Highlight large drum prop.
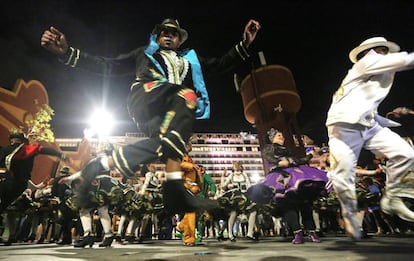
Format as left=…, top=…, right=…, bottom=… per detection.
left=240, top=65, right=305, bottom=171
left=240, top=65, right=301, bottom=124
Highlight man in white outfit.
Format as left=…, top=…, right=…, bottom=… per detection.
left=326, top=36, right=414, bottom=240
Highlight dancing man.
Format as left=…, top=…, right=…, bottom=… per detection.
left=326, top=37, right=414, bottom=240
left=40, top=18, right=260, bottom=214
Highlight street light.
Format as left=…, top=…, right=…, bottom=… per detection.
left=88, top=109, right=114, bottom=139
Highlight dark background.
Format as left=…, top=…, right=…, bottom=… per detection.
left=2, top=0, right=414, bottom=146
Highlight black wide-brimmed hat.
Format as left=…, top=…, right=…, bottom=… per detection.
left=9, top=132, right=27, bottom=141
left=60, top=166, right=70, bottom=174
left=153, top=18, right=188, bottom=44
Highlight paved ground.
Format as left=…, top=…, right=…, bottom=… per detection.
left=1, top=234, right=414, bottom=261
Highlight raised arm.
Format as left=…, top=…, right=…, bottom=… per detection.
left=40, top=26, right=69, bottom=56
left=242, top=19, right=261, bottom=47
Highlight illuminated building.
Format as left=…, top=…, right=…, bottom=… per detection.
left=55, top=132, right=326, bottom=188
left=56, top=132, right=264, bottom=186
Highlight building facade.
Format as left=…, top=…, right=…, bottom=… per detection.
left=55, top=132, right=326, bottom=188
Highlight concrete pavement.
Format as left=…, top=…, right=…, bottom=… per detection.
left=1, top=234, right=414, bottom=261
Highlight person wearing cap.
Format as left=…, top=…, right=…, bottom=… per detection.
left=325, top=36, right=414, bottom=240
left=40, top=18, right=260, bottom=215
left=0, top=132, right=70, bottom=245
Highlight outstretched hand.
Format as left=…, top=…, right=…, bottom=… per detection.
left=40, top=26, right=69, bottom=55
left=243, top=19, right=261, bottom=47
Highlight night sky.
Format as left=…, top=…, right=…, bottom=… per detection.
left=2, top=0, right=414, bottom=145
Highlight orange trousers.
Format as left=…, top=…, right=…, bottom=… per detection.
left=177, top=212, right=196, bottom=244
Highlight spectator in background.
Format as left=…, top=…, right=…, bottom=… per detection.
left=196, top=165, right=217, bottom=242
left=0, top=132, right=69, bottom=245
left=222, top=161, right=258, bottom=242
left=138, top=163, right=162, bottom=242
left=52, top=166, right=79, bottom=245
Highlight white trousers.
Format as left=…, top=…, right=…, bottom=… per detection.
left=327, top=122, right=414, bottom=204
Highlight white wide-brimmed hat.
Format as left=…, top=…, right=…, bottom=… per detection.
left=349, top=37, right=400, bottom=63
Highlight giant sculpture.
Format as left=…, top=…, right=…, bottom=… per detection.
left=0, top=79, right=92, bottom=182
left=240, top=65, right=305, bottom=174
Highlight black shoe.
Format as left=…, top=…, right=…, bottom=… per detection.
left=99, top=236, right=114, bottom=247
left=36, top=237, right=45, bottom=244
left=74, top=235, right=94, bottom=248
left=125, top=235, right=136, bottom=243
left=24, top=235, right=36, bottom=243
left=246, top=236, right=259, bottom=242
left=162, top=179, right=218, bottom=213
left=3, top=237, right=16, bottom=246
left=316, top=231, right=326, bottom=237
left=137, top=235, right=145, bottom=243
left=362, top=231, right=372, bottom=239
left=114, top=235, right=122, bottom=242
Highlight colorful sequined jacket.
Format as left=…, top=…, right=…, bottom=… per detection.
left=60, top=34, right=250, bottom=119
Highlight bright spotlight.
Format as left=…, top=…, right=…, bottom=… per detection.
left=89, top=109, right=114, bottom=138
left=83, top=128, right=95, bottom=140
left=250, top=172, right=262, bottom=184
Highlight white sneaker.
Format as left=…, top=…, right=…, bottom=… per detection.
left=342, top=212, right=362, bottom=240
left=336, top=191, right=361, bottom=240
left=380, top=194, right=414, bottom=222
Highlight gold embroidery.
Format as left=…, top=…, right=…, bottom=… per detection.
left=160, top=111, right=176, bottom=134
left=328, top=152, right=337, bottom=171
left=333, top=82, right=345, bottom=102
left=401, top=169, right=414, bottom=185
